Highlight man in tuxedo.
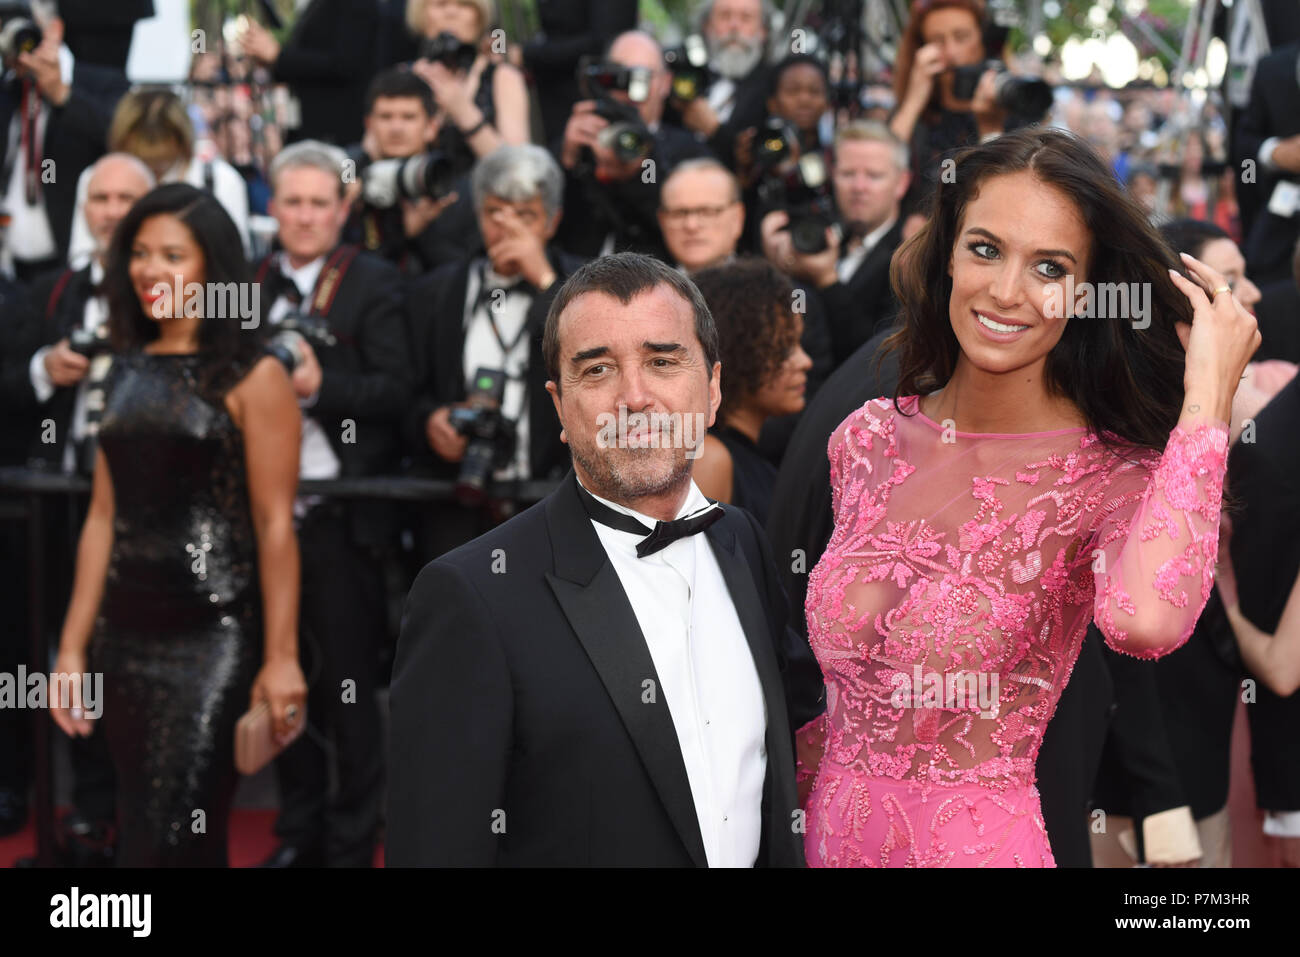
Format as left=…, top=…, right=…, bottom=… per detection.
left=58, top=0, right=153, bottom=71
left=0, top=4, right=127, bottom=280
left=255, top=140, right=412, bottom=867
left=761, top=121, right=907, bottom=368
left=554, top=30, right=713, bottom=260
left=238, top=0, right=377, bottom=147
left=1228, top=375, right=1300, bottom=867
left=388, top=252, right=821, bottom=865
left=1236, top=41, right=1300, bottom=286
left=403, top=143, right=584, bottom=560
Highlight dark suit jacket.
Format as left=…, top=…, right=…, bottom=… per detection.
left=0, top=63, right=127, bottom=261
left=387, top=470, right=815, bottom=865
left=0, top=274, right=41, bottom=465
left=524, top=0, right=640, bottom=142
left=273, top=0, right=377, bottom=146
left=1253, top=278, right=1300, bottom=363
left=1238, top=42, right=1300, bottom=285
left=817, top=219, right=904, bottom=367
left=253, top=246, right=413, bottom=547
left=402, top=247, right=586, bottom=481
left=1229, top=375, right=1300, bottom=809
left=3, top=266, right=93, bottom=469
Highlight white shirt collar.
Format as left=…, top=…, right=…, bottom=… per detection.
left=576, top=473, right=712, bottom=531
left=278, top=251, right=327, bottom=295
left=859, top=215, right=897, bottom=255
left=89, top=258, right=104, bottom=285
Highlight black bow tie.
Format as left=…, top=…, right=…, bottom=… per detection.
left=574, top=475, right=724, bottom=558
left=268, top=266, right=306, bottom=308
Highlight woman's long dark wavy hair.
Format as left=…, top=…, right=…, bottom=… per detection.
left=882, top=126, right=1191, bottom=459
left=105, top=183, right=262, bottom=402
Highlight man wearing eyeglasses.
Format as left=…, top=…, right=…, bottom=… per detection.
left=658, top=158, right=831, bottom=462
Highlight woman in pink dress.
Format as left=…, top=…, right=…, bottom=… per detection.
left=797, top=127, right=1260, bottom=867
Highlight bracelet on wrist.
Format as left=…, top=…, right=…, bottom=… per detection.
left=460, top=115, right=490, bottom=138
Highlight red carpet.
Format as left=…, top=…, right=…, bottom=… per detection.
left=1, top=808, right=385, bottom=868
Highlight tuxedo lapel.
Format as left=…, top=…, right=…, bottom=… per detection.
left=543, top=473, right=708, bottom=867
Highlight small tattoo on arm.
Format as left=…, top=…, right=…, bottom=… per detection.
left=1188, top=404, right=1200, bottom=413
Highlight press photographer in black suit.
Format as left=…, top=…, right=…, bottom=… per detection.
left=761, top=121, right=907, bottom=367
left=0, top=3, right=128, bottom=280
left=555, top=30, right=713, bottom=260
left=388, top=252, right=821, bottom=865
left=238, top=0, right=377, bottom=147
left=253, top=140, right=412, bottom=867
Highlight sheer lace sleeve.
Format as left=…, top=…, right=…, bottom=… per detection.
left=1090, top=420, right=1230, bottom=660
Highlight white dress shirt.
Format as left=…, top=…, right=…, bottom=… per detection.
left=267, top=253, right=342, bottom=493
left=836, top=215, right=898, bottom=285
left=461, top=259, right=532, bottom=480
left=3, top=44, right=74, bottom=264
left=28, top=259, right=106, bottom=472
left=577, top=475, right=768, bottom=867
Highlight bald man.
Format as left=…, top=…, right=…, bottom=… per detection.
left=24, top=152, right=155, bottom=472
left=555, top=29, right=714, bottom=260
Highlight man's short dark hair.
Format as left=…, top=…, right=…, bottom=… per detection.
left=767, top=53, right=829, bottom=99
left=365, top=67, right=436, bottom=117
left=543, top=253, right=720, bottom=392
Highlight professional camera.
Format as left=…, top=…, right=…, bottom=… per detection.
left=578, top=60, right=655, bottom=164
left=447, top=367, right=518, bottom=505
left=0, top=2, right=41, bottom=71
left=754, top=117, right=799, bottom=172
left=265, top=313, right=338, bottom=373
left=67, top=324, right=112, bottom=359
left=760, top=152, right=837, bottom=255
left=361, top=150, right=459, bottom=207
left=950, top=60, right=1053, bottom=119
left=664, top=34, right=712, bottom=102
left=419, top=30, right=477, bottom=72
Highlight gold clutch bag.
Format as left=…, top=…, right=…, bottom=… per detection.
left=235, top=701, right=306, bottom=775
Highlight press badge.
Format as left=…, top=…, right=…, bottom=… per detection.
left=1267, top=180, right=1300, bottom=217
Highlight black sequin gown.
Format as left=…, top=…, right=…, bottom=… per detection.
left=89, top=351, right=262, bottom=867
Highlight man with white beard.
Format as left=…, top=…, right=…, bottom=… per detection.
left=674, top=0, right=774, bottom=167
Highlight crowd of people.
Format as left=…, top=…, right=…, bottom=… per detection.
left=0, top=0, right=1296, bottom=869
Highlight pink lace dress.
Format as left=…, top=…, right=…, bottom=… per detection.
left=799, top=395, right=1230, bottom=867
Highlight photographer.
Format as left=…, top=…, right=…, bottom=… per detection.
left=344, top=66, right=477, bottom=275
left=254, top=140, right=412, bottom=868
left=555, top=30, right=712, bottom=259
left=406, top=0, right=530, bottom=160
left=403, top=144, right=583, bottom=561
left=238, top=0, right=377, bottom=146
left=0, top=0, right=128, bottom=281
left=888, top=0, right=1050, bottom=205
left=672, top=0, right=773, bottom=168
left=761, top=121, right=908, bottom=367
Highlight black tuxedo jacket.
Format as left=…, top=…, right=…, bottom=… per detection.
left=1238, top=42, right=1300, bottom=285
left=1229, top=375, right=1300, bottom=809
left=818, top=219, right=904, bottom=367
left=253, top=246, right=413, bottom=547
left=273, top=0, right=377, bottom=146
left=0, top=274, right=41, bottom=465
left=388, top=470, right=818, bottom=866
left=0, top=64, right=127, bottom=260
left=2, top=266, right=93, bottom=469
left=1253, top=278, right=1300, bottom=364
left=401, top=247, right=587, bottom=480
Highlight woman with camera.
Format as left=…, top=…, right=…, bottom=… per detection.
left=406, top=0, right=530, bottom=164
left=49, top=184, right=307, bottom=866
left=795, top=127, right=1259, bottom=867
left=691, top=258, right=812, bottom=526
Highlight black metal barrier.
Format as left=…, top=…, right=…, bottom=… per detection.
left=0, top=466, right=560, bottom=866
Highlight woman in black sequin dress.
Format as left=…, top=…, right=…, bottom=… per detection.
left=50, top=184, right=307, bottom=867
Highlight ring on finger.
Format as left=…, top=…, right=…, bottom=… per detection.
left=1211, top=285, right=1231, bottom=298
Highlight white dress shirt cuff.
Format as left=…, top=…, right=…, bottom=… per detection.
left=1259, top=137, right=1281, bottom=171
left=29, top=347, right=56, bottom=404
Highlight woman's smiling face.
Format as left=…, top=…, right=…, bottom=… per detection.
left=947, top=170, right=1092, bottom=379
